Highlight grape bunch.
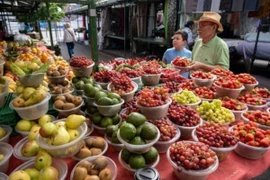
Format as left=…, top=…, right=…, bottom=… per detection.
left=179, top=80, right=195, bottom=91
left=70, top=56, right=93, bottom=67
left=162, top=82, right=181, bottom=93
left=110, top=73, right=134, bottom=95
left=195, top=122, right=238, bottom=147
left=196, top=100, right=235, bottom=124
left=137, top=87, right=169, bottom=107
left=193, top=87, right=215, bottom=99
left=171, top=90, right=200, bottom=105
left=169, top=141, right=217, bottom=170
left=167, top=104, right=200, bottom=127
left=94, top=70, right=117, bottom=83
left=118, top=68, right=143, bottom=78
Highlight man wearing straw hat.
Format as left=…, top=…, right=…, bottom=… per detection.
left=189, top=12, right=229, bottom=72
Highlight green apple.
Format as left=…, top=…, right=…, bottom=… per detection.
left=24, top=168, right=39, bottom=180
left=34, top=150, right=52, bottom=170
left=16, top=120, right=32, bottom=131
left=27, top=62, right=40, bottom=72
left=39, top=166, right=59, bottom=180
left=9, top=170, right=31, bottom=180
left=38, top=115, right=52, bottom=126
left=0, top=127, right=7, bottom=138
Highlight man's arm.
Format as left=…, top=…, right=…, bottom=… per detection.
left=189, top=62, right=227, bottom=72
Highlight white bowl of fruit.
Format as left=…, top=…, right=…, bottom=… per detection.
left=193, top=87, right=216, bottom=102
left=213, top=77, right=244, bottom=98
left=190, top=71, right=217, bottom=88
left=118, top=147, right=160, bottom=173
left=167, top=141, right=219, bottom=180
left=149, top=118, right=181, bottom=153
left=237, top=93, right=268, bottom=111
left=229, top=123, right=270, bottom=159
left=167, top=104, right=202, bottom=140
left=171, top=90, right=201, bottom=109
left=210, top=68, right=234, bottom=78
left=252, top=87, right=270, bottom=102
left=0, top=125, right=12, bottom=143
left=236, top=73, right=258, bottom=92
left=0, top=142, right=13, bottom=173
left=171, top=56, right=191, bottom=74
left=241, top=111, right=270, bottom=130
left=192, top=122, right=238, bottom=161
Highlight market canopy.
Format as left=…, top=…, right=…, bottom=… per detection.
left=0, top=1, right=41, bottom=14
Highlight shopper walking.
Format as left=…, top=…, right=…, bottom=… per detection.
left=63, top=23, right=76, bottom=59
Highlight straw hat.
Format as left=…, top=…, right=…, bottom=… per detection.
left=195, top=12, right=223, bottom=32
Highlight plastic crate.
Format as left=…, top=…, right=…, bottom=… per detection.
left=0, top=93, right=20, bottom=136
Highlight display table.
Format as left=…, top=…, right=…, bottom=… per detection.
left=6, top=130, right=270, bottom=180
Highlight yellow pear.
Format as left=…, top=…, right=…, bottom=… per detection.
left=66, top=115, right=86, bottom=129
left=23, top=87, right=36, bottom=100
left=49, top=126, right=70, bottom=145
left=67, top=129, right=80, bottom=142
left=9, top=170, right=31, bottom=180
left=25, top=89, right=47, bottom=106
left=34, top=150, right=52, bottom=170
left=28, top=124, right=41, bottom=141
left=39, top=166, right=59, bottom=180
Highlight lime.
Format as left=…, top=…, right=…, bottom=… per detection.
left=111, top=131, right=121, bottom=144
left=105, top=125, right=118, bottom=137
left=129, top=136, right=146, bottom=145
left=94, top=83, right=103, bottom=90
left=143, top=147, right=158, bottom=164
left=111, top=98, right=120, bottom=105
left=121, top=148, right=131, bottom=164
left=140, top=123, right=158, bottom=140
left=87, top=86, right=100, bottom=97
left=100, top=117, right=113, bottom=128
left=136, top=125, right=143, bottom=136
left=97, top=97, right=113, bottom=105
left=108, top=92, right=121, bottom=100
left=87, top=105, right=98, bottom=114
left=72, top=77, right=80, bottom=84
left=95, top=91, right=108, bottom=102
left=119, top=121, right=127, bottom=129
left=126, top=112, right=146, bottom=127
left=119, top=123, right=136, bottom=141
left=111, top=114, right=121, bottom=125
left=83, top=83, right=93, bottom=95
left=129, top=154, right=146, bottom=169
left=92, top=112, right=103, bottom=125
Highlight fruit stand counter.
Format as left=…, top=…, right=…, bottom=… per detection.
left=7, top=131, right=270, bottom=180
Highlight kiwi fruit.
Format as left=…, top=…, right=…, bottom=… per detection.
left=84, top=175, right=100, bottom=180
left=52, top=71, right=60, bottom=76
left=72, top=97, right=83, bottom=106
left=59, top=69, right=67, bottom=75
left=78, top=160, right=93, bottom=170
left=62, top=103, right=76, bottom=110
left=85, top=137, right=95, bottom=148
left=73, top=166, right=88, bottom=180
left=94, top=156, right=108, bottom=170
left=65, top=94, right=75, bottom=102
left=89, top=168, right=99, bottom=176
left=54, top=87, right=63, bottom=94
left=75, top=148, right=92, bottom=159
left=54, top=100, right=65, bottom=109
left=55, top=95, right=66, bottom=102
left=62, top=80, right=69, bottom=86
left=62, top=87, right=70, bottom=93
left=92, top=137, right=106, bottom=150
left=47, top=70, right=53, bottom=76
left=99, top=168, right=113, bottom=180
left=90, top=148, right=102, bottom=156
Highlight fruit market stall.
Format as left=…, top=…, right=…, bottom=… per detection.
left=1, top=51, right=270, bottom=180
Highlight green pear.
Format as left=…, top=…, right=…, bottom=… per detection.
left=39, top=122, right=57, bottom=138
left=9, top=170, right=31, bottom=180
left=16, top=85, right=25, bottom=95
left=16, top=120, right=32, bottom=131
left=49, top=126, right=70, bottom=145
left=21, top=140, right=39, bottom=157
left=54, top=121, right=67, bottom=129
left=66, top=114, right=86, bottom=129
left=34, top=150, right=52, bottom=170
left=25, top=89, right=47, bottom=106
left=38, top=115, right=53, bottom=126
left=28, top=124, right=41, bottom=141
left=23, top=87, right=36, bottom=100
left=24, top=168, right=39, bottom=180
left=38, top=166, right=59, bottom=180
left=67, top=129, right=80, bottom=142
left=27, top=62, right=40, bottom=72
left=0, top=127, right=6, bottom=138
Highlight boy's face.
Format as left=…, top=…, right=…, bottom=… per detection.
left=172, top=34, right=186, bottom=49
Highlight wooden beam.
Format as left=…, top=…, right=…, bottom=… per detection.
left=20, top=0, right=96, bottom=4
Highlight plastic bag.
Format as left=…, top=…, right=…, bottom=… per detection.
left=14, top=33, right=31, bottom=45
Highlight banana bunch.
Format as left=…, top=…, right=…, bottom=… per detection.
left=1, top=76, right=16, bottom=92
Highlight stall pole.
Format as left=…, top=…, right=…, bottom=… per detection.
left=88, top=1, right=98, bottom=72
left=46, top=2, right=54, bottom=50
left=124, top=2, right=127, bottom=57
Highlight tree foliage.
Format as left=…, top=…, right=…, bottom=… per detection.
left=16, top=3, right=66, bottom=23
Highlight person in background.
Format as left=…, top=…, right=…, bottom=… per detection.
left=182, top=21, right=195, bottom=50
left=189, top=12, right=229, bottom=72
left=24, top=22, right=30, bottom=32
left=162, top=30, right=191, bottom=78
left=63, top=23, right=76, bottom=59
left=97, top=27, right=104, bottom=50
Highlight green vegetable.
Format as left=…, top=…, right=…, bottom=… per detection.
left=9, top=61, right=26, bottom=76
left=33, top=62, right=50, bottom=74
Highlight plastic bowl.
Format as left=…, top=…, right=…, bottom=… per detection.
left=95, top=81, right=109, bottom=90
left=36, top=119, right=87, bottom=158
left=10, top=158, right=68, bottom=180
left=174, top=118, right=203, bottom=140
left=191, top=130, right=237, bottom=161
left=234, top=141, right=270, bottom=160
left=13, top=136, right=38, bottom=161
left=82, top=94, right=95, bottom=106
left=141, top=74, right=161, bottom=86
left=47, top=73, right=67, bottom=84
left=85, top=122, right=94, bottom=137
left=50, top=88, right=74, bottom=99
left=267, top=107, right=270, bottom=114
left=118, top=149, right=160, bottom=173
left=243, top=81, right=259, bottom=92
left=230, top=104, right=248, bottom=123
left=17, top=73, right=45, bottom=88
left=244, top=102, right=268, bottom=111
left=185, top=99, right=202, bottom=110
left=53, top=100, right=84, bottom=118
left=70, top=155, right=117, bottom=180
left=214, top=84, right=244, bottom=98
left=0, top=172, right=8, bottom=180
left=0, top=125, right=12, bottom=143
left=104, top=134, right=124, bottom=152
left=0, top=142, right=13, bottom=173
left=9, top=93, right=51, bottom=120
left=70, top=63, right=95, bottom=77
left=171, top=64, right=190, bottom=74
left=166, top=141, right=219, bottom=180
left=72, top=136, right=108, bottom=161
left=191, top=75, right=217, bottom=88
left=154, top=127, right=181, bottom=153
left=107, top=82, right=138, bottom=102
left=241, top=112, right=270, bottom=131
left=130, top=76, right=142, bottom=87
left=136, top=98, right=172, bottom=120
left=117, top=122, right=160, bottom=154
left=0, top=60, right=5, bottom=76
left=93, top=99, right=124, bottom=116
